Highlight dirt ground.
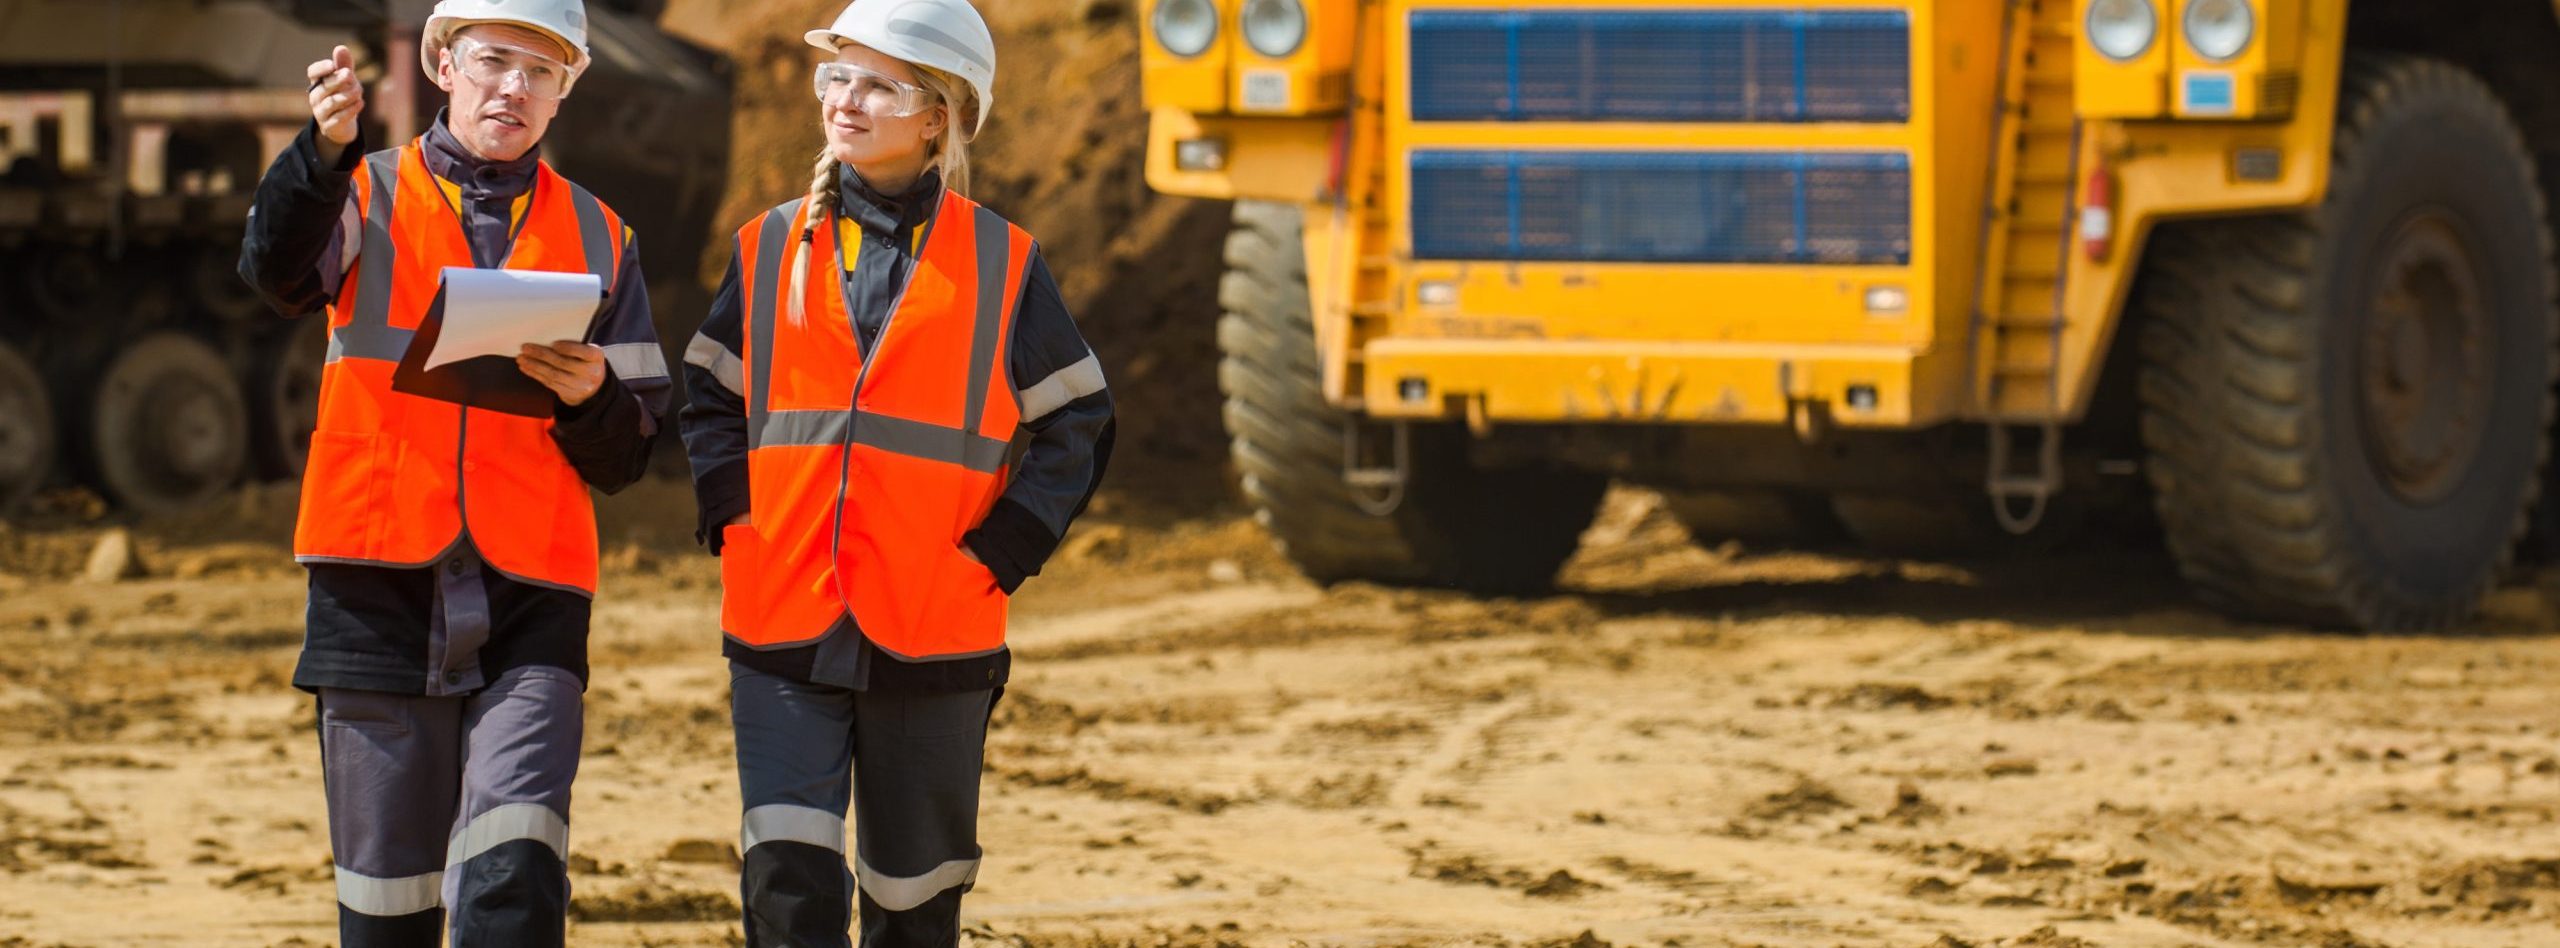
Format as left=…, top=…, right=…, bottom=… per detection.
left=7, top=481, right=2560, bottom=948
left=10, top=1, right=2560, bottom=945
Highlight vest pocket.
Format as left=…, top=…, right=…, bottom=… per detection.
left=717, top=523, right=764, bottom=636
left=954, top=542, right=998, bottom=595
left=905, top=538, right=1006, bottom=654
left=303, top=431, right=384, bottom=552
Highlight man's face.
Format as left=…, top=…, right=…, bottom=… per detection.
left=434, top=23, right=572, bottom=162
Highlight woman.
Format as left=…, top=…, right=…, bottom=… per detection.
left=676, top=1, right=1113, bottom=943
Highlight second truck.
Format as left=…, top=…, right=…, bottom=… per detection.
left=0, top=0, right=731, bottom=516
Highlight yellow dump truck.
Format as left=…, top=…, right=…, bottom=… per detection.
left=1137, top=0, right=2560, bottom=630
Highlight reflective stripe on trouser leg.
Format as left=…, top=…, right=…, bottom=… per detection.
left=852, top=687, right=994, bottom=947
left=731, top=662, right=858, bottom=948
left=443, top=665, right=582, bottom=948
left=319, top=687, right=464, bottom=948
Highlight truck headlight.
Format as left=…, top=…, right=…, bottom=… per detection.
left=1153, top=0, right=1218, bottom=58
left=2085, top=0, right=2158, bottom=62
left=1174, top=137, right=1228, bottom=171
left=2182, top=0, right=2254, bottom=62
left=1240, top=0, right=1307, bottom=58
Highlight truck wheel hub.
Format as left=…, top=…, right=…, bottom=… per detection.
left=2359, top=211, right=2491, bottom=504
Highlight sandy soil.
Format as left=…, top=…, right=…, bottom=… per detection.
left=7, top=484, right=2560, bottom=947
left=8, top=5, right=2560, bottom=945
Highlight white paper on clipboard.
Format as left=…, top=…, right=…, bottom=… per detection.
left=425, top=267, right=604, bottom=371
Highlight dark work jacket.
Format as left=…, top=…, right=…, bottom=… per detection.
left=238, top=113, right=669, bottom=694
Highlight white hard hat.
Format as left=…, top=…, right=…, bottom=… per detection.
left=420, top=0, right=593, bottom=92
left=806, top=0, right=998, bottom=137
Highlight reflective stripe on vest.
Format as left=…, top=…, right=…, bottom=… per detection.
left=719, top=189, right=1033, bottom=658
left=324, top=151, right=617, bottom=364
left=293, top=141, right=625, bottom=595
left=750, top=409, right=1009, bottom=472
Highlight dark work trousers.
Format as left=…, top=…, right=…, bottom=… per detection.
left=318, top=664, right=583, bottom=947
left=730, top=661, right=995, bottom=947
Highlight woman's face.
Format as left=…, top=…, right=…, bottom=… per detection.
left=820, top=44, right=947, bottom=170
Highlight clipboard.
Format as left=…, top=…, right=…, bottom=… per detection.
left=389, top=278, right=609, bottom=419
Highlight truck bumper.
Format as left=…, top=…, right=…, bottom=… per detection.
left=1358, top=339, right=1936, bottom=428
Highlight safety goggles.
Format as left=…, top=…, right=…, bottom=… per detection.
left=812, top=62, right=938, bottom=117
left=451, top=35, right=573, bottom=100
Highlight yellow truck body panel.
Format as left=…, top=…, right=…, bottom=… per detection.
left=1144, top=0, right=2359, bottom=428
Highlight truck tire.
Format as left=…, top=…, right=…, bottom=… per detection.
left=0, top=341, right=54, bottom=513
left=26, top=248, right=107, bottom=326
left=1664, top=488, right=1842, bottom=549
left=87, top=332, right=247, bottom=517
left=253, top=317, right=327, bottom=478
left=189, top=239, right=264, bottom=323
left=1220, top=201, right=1605, bottom=594
left=2136, top=55, right=2558, bottom=630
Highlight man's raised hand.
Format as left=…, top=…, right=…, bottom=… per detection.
left=306, top=45, right=363, bottom=164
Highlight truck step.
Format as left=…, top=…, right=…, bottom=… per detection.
left=1993, top=313, right=2067, bottom=330
left=1995, top=358, right=2057, bottom=377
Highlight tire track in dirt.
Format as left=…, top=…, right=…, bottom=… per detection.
left=11, top=487, right=2560, bottom=944
left=1385, top=695, right=1534, bottom=810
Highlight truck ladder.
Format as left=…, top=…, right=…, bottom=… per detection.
left=1969, top=0, right=2082, bottom=532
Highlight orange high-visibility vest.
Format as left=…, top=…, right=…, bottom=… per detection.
left=719, top=189, right=1033, bottom=660
left=293, top=141, right=626, bottom=595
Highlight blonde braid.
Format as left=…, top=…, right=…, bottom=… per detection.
left=786, top=147, right=840, bottom=327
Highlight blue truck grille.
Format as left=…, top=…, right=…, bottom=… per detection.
left=1409, top=9, right=1911, bottom=123
left=1410, top=150, right=1911, bottom=265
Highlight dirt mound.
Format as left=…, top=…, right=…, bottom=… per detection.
left=662, top=0, right=1234, bottom=513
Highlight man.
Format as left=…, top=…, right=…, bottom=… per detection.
left=236, top=1, right=666, bottom=944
